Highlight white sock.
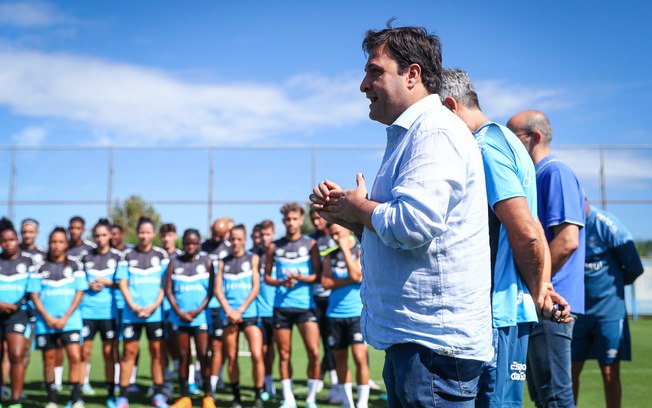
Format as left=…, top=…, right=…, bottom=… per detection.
left=306, top=379, right=319, bottom=403
left=130, top=366, right=137, bottom=384
left=188, top=363, right=196, bottom=385
left=281, top=378, right=295, bottom=404
left=84, top=363, right=92, bottom=385
left=357, top=384, right=370, bottom=408
left=54, top=366, right=64, bottom=386
left=342, top=383, right=354, bottom=407
left=114, top=363, right=120, bottom=385
left=329, top=369, right=339, bottom=385
left=210, top=375, right=218, bottom=392
left=264, top=374, right=276, bottom=394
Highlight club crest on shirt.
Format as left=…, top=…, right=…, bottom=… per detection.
left=219, top=250, right=228, bottom=259
left=224, top=265, right=231, bottom=273
left=275, top=248, right=285, bottom=257
left=32, top=253, right=44, bottom=264
left=174, top=267, right=184, bottom=274
left=63, top=267, right=73, bottom=278
left=298, top=247, right=309, bottom=257
left=150, top=257, right=160, bottom=267
left=196, top=264, right=206, bottom=274
left=85, top=262, right=95, bottom=269
left=129, top=260, right=139, bottom=267
left=107, top=259, right=117, bottom=269
left=16, top=263, right=27, bottom=274
left=241, top=261, right=251, bottom=271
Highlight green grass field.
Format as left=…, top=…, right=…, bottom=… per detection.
left=16, top=318, right=652, bottom=407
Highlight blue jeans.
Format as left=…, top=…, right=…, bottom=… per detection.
left=383, top=342, right=484, bottom=407
left=527, top=319, right=576, bottom=407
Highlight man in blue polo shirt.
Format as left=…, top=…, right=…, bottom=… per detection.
left=572, top=202, right=643, bottom=408
left=439, top=69, right=569, bottom=407
left=508, top=109, right=586, bottom=408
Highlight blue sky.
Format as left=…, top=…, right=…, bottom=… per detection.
left=0, top=0, right=651, bottom=245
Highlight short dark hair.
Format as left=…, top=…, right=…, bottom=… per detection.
left=136, top=216, right=155, bottom=232
left=160, top=223, right=177, bottom=235
left=110, top=224, right=124, bottom=232
left=439, top=68, right=481, bottom=110
left=260, top=219, right=275, bottom=230
left=69, top=216, right=85, bottom=226
left=363, top=22, right=442, bottom=94
left=230, top=224, right=246, bottom=236
left=280, top=202, right=304, bottom=216
left=93, top=218, right=111, bottom=233
left=0, top=217, right=16, bottom=236
left=182, top=228, right=200, bottom=241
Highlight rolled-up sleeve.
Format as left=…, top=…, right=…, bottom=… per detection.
left=371, top=128, right=467, bottom=250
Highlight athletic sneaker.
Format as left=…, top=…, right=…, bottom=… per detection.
left=63, top=401, right=85, bottom=408
left=55, top=384, right=63, bottom=393
left=188, top=383, right=201, bottom=395
left=81, top=383, right=96, bottom=396
left=260, top=391, right=270, bottom=402
left=230, top=401, right=242, bottom=408
left=106, top=396, right=116, bottom=408
left=114, top=396, right=129, bottom=408
left=201, top=396, right=216, bottom=408
left=305, top=401, right=318, bottom=408
left=44, top=403, right=59, bottom=408
left=279, top=401, right=297, bottom=408
left=368, top=379, right=381, bottom=390
left=152, top=393, right=169, bottom=408
left=170, top=397, right=191, bottom=408
left=326, top=387, right=342, bottom=404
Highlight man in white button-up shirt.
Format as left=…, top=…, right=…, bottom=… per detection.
left=310, top=24, right=493, bottom=407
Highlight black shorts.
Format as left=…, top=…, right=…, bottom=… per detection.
left=210, top=308, right=223, bottom=339
left=327, top=317, right=365, bottom=350
left=223, top=317, right=260, bottom=331
left=0, top=309, right=29, bottom=340
left=36, top=331, right=82, bottom=350
left=260, top=317, right=274, bottom=346
left=273, top=308, right=318, bottom=330
left=173, top=324, right=209, bottom=336
left=82, top=319, right=117, bottom=342
left=122, top=321, right=166, bottom=343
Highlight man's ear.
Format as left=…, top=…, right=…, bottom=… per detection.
left=443, top=96, right=458, bottom=113
left=530, top=130, right=543, bottom=146
left=406, top=63, right=422, bottom=89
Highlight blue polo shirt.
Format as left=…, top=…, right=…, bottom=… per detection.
left=535, top=155, right=585, bottom=314
left=475, top=122, right=538, bottom=327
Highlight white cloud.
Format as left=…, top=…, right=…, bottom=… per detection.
left=475, top=80, right=571, bottom=120
left=555, top=149, right=652, bottom=190
left=11, top=126, right=47, bottom=145
left=0, top=47, right=368, bottom=145
left=0, top=1, right=70, bottom=28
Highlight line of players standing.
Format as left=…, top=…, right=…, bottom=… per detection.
left=0, top=202, right=370, bottom=408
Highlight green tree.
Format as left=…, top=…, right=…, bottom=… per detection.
left=110, top=195, right=162, bottom=246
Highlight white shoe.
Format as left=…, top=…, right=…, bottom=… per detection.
left=81, top=382, right=96, bottom=396
left=315, top=379, right=324, bottom=393
left=45, top=403, right=59, bottom=408
left=368, top=379, right=381, bottom=390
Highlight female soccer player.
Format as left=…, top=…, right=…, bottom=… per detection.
left=0, top=218, right=34, bottom=408
left=165, top=229, right=215, bottom=408
left=215, top=225, right=266, bottom=408
left=79, top=219, right=123, bottom=405
left=27, top=227, right=88, bottom=408
left=115, top=217, right=170, bottom=408
left=321, top=223, right=369, bottom=408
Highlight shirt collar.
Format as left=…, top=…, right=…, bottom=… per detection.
left=391, top=94, right=442, bottom=130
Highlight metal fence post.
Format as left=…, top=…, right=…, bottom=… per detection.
left=599, top=145, right=607, bottom=210
left=7, top=147, right=16, bottom=221
left=107, top=147, right=114, bottom=218
left=208, top=147, right=214, bottom=227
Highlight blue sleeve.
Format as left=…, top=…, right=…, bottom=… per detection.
left=371, top=128, right=469, bottom=250
left=542, top=166, right=584, bottom=229
left=115, top=260, right=129, bottom=281
left=477, top=126, right=524, bottom=208
left=26, top=274, right=42, bottom=294
left=74, top=271, right=89, bottom=291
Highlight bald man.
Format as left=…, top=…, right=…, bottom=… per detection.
left=507, top=110, right=585, bottom=408
left=201, top=218, right=233, bottom=393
